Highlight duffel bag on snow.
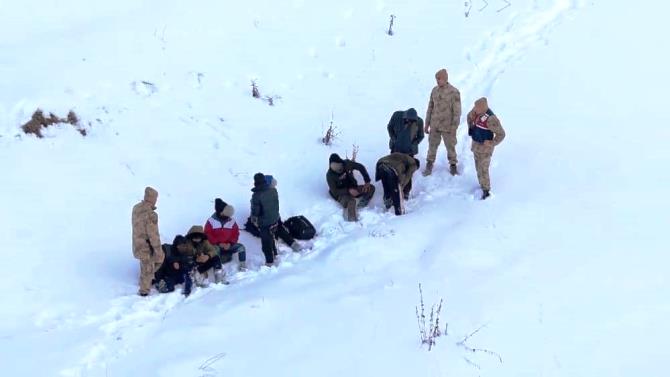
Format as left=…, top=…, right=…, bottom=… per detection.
left=283, top=215, right=316, bottom=240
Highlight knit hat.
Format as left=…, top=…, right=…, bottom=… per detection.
left=254, top=172, right=266, bottom=188
left=404, top=108, right=418, bottom=121
left=329, top=153, right=343, bottom=163
left=173, top=235, right=188, bottom=247
left=215, top=198, right=235, bottom=217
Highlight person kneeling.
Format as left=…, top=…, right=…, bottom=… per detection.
left=186, top=225, right=226, bottom=286
left=154, top=235, right=195, bottom=296
left=375, top=153, right=420, bottom=215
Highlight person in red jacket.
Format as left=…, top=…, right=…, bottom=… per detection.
left=205, top=198, right=247, bottom=271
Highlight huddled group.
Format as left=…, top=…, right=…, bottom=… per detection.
left=131, top=68, right=506, bottom=296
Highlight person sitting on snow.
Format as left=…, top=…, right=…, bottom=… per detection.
left=154, top=235, right=195, bottom=296
left=186, top=225, right=226, bottom=286
left=326, top=153, right=375, bottom=222
left=204, top=198, right=248, bottom=271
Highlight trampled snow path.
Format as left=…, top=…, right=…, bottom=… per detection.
left=56, top=2, right=584, bottom=375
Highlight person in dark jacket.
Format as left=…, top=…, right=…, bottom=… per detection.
left=154, top=235, right=195, bottom=296
left=388, top=108, right=425, bottom=155
left=375, top=153, right=420, bottom=216
left=326, top=153, right=375, bottom=222
left=251, top=172, right=281, bottom=267
left=387, top=108, right=424, bottom=199
left=244, top=175, right=303, bottom=252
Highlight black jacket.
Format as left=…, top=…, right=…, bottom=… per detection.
left=251, top=184, right=280, bottom=227
left=326, top=159, right=371, bottom=199
left=387, top=111, right=424, bottom=155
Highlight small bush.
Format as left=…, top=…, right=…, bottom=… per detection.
left=21, top=109, right=86, bottom=138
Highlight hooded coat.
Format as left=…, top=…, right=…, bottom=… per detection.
left=387, top=109, right=424, bottom=155
left=251, top=174, right=280, bottom=228
left=131, top=187, right=161, bottom=260
left=186, top=225, right=219, bottom=259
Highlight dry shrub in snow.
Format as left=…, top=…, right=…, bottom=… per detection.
left=21, top=109, right=86, bottom=138
left=416, top=283, right=445, bottom=351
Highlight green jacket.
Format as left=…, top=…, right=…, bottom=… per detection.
left=375, top=153, right=419, bottom=188
left=251, top=185, right=280, bottom=227
left=326, top=160, right=371, bottom=199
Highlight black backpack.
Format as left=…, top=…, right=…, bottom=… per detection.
left=283, top=215, right=316, bottom=240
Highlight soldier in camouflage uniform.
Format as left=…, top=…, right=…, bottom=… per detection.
left=467, top=97, right=506, bottom=199
left=131, top=186, right=165, bottom=296
left=424, top=68, right=462, bottom=176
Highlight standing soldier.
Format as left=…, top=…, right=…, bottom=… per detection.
left=375, top=153, right=420, bottom=215
left=131, top=186, right=165, bottom=296
left=251, top=173, right=281, bottom=267
left=467, top=97, right=506, bottom=200
left=424, top=68, right=462, bottom=176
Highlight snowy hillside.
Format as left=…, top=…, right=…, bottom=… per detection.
left=1, top=0, right=669, bottom=376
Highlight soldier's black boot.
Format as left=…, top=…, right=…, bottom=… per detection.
left=481, top=190, right=490, bottom=200
left=449, top=164, right=458, bottom=176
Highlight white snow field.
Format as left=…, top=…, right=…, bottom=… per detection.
left=1, top=0, right=668, bottom=376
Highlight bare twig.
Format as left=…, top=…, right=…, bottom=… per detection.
left=251, top=80, right=260, bottom=98
left=387, top=15, right=396, bottom=36
left=479, top=0, right=489, bottom=12
left=497, top=0, right=512, bottom=13
left=465, top=1, right=473, bottom=17
left=199, top=352, right=226, bottom=371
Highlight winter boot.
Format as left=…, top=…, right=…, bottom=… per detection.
left=344, top=200, right=358, bottom=222
left=156, top=279, right=169, bottom=293
left=449, top=164, right=458, bottom=176
left=194, top=271, right=208, bottom=287
left=422, top=161, right=434, bottom=176
left=383, top=197, right=393, bottom=209
left=265, top=262, right=274, bottom=268
left=290, top=241, right=302, bottom=252
left=238, top=261, right=248, bottom=272
left=357, top=196, right=371, bottom=208
left=214, top=269, right=227, bottom=284
left=481, top=190, right=491, bottom=200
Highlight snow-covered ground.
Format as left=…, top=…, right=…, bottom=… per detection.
left=1, top=0, right=668, bottom=376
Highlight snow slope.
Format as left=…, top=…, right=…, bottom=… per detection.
left=1, top=0, right=668, bottom=376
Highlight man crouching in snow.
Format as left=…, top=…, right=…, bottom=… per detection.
left=186, top=225, right=227, bottom=285
left=131, top=186, right=165, bottom=296
left=467, top=97, right=506, bottom=200
left=375, top=153, right=420, bottom=215
left=326, top=153, right=375, bottom=222
left=205, top=198, right=248, bottom=272
left=154, top=235, right=195, bottom=296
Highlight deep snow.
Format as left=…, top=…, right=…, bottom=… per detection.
left=1, top=0, right=669, bottom=376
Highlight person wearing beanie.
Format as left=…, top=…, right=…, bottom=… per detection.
left=327, top=153, right=375, bottom=222
left=387, top=108, right=425, bottom=156
left=424, top=68, right=462, bottom=176
left=204, top=198, right=248, bottom=271
left=375, top=153, right=420, bottom=215
left=131, top=186, right=165, bottom=296
left=466, top=97, right=506, bottom=200
left=243, top=175, right=302, bottom=252
left=154, top=235, right=196, bottom=296
left=250, top=172, right=281, bottom=266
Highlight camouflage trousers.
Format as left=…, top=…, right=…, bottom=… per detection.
left=473, top=151, right=493, bottom=191
left=138, top=249, right=165, bottom=295
left=427, top=129, right=458, bottom=165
